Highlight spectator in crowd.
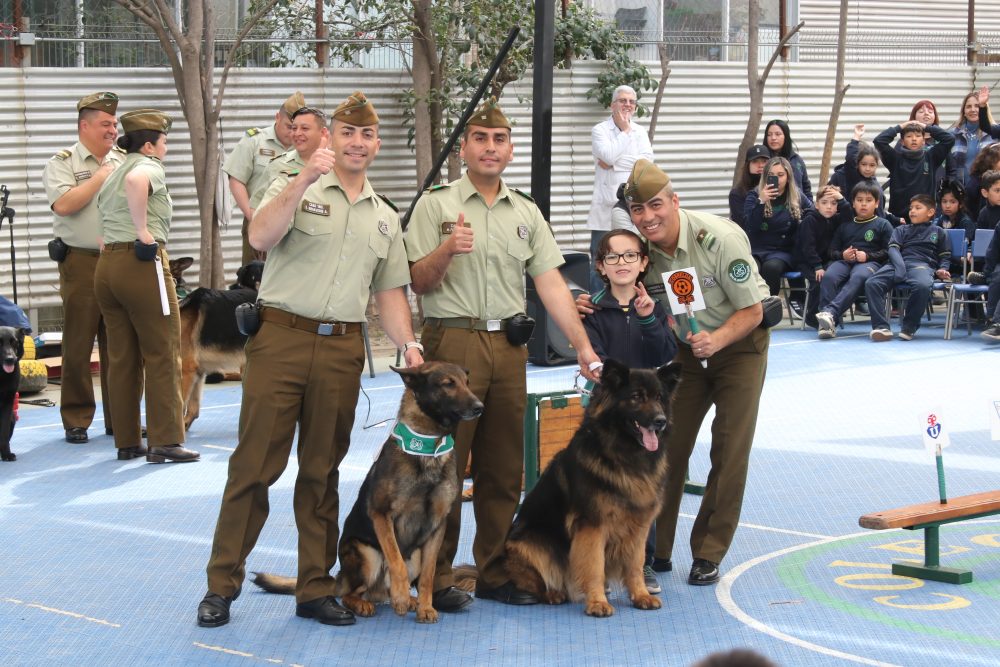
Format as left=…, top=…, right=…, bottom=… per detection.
left=764, top=119, right=812, bottom=201
left=874, top=120, right=954, bottom=223
left=965, top=143, right=1000, bottom=219
left=949, top=88, right=999, bottom=189
left=828, top=124, right=895, bottom=222
left=794, top=184, right=851, bottom=328
left=729, top=144, right=769, bottom=227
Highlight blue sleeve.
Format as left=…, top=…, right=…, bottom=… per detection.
left=729, top=188, right=746, bottom=227
left=936, top=228, right=952, bottom=271
left=795, top=155, right=813, bottom=202
left=640, top=301, right=677, bottom=367
left=743, top=190, right=763, bottom=233
left=874, top=126, right=900, bottom=172
left=583, top=313, right=608, bottom=362
left=927, top=125, right=956, bottom=163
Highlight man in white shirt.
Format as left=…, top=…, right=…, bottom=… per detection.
left=586, top=85, right=654, bottom=292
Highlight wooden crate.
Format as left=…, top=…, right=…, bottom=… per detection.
left=523, top=390, right=584, bottom=492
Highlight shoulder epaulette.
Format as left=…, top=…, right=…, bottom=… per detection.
left=112, top=145, right=126, bottom=154
left=54, top=149, right=72, bottom=160
left=283, top=170, right=300, bottom=177
left=269, top=154, right=285, bottom=163
left=246, top=127, right=260, bottom=137
left=695, top=229, right=717, bottom=251
left=512, top=188, right=534, bottom=202
left=425, top=183, right=451, bottom=194
left=377, top=193, right=398, bottom=212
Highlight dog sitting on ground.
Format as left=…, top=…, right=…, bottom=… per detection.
left=179, top=260, right=265, bottom=429
left=253, top=361, right=484, bottom=624
left=456, top=358, right=681, bottom=617
left=0, top=326, right=26, bottom=462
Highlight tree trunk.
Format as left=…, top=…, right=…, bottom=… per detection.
left=818, top=0, right=850, bottom=186
left=411, top=0, right=436, bottom=188
left=647, top=44, right=671, bottom=143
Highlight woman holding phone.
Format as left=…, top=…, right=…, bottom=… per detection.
left=742, top=156, right=813, bottom=299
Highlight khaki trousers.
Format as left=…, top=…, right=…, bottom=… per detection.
left=205, top=320, right=364, bottom=603
left=58, top=248, right=111, bottom=431
left=654, top=327, right=769, bottom=565
left=94, top=245, right=184, bottom=448
left=422, top=324, right=528, bottom=591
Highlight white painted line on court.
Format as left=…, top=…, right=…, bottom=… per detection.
left=678, top=513, right=832, bottom=540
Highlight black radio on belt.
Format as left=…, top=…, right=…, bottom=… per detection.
left=134, top=239, right=159, bottom=261
left=759, top=295, right=783, bottom=329
left=235, top=301, right=261, bottom=336
left=505, top=313, right=535, bottom=346
left=48, top=237, right=69, bottom=263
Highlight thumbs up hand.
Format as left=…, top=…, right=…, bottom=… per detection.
left=305, top=131, right=336, bottom=182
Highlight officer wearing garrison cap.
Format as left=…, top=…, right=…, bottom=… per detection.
left=223, top=91, right=305, bottom=264
left=94, top=108, right=199, bottom=466
left=407, top=97, right=601, bottom=610
left=581, top=159, right=769, bottom=587
left=42, top=92, right=125, bottom=446
left=199, top=91, right=422, bottom=629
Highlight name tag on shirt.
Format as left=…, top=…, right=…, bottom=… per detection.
left=302, top=200, right=330, bottom=216
left=259, top=149, right=275, bottom=157
left=441, top=221, right=468, bottom=235
left=74, top=170, right=92, bottom=181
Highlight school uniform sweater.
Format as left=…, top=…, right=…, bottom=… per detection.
left=874, top=124, right=955, bottom=220
left=583, top=288, right=677, bottom=370
left=829, top=215, right=893, bottom=263
left=887, top=222, right=951, bottom=271
left=794, top=200, right=851, bottom=271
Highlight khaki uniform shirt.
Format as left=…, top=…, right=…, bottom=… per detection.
left=42, top=143, right=125, bottom=249
left=265, top=149, right=305, bottom=186
left=406, top=173, right=564, bottom=319
left=97, top=153, right=172, bottom=244
left=644, top=208, right=768, bottom=336
left=222, top=125, right=288, bottom=209
left=256, top=170, right=409, bottom=321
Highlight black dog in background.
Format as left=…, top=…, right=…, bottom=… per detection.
left=0, top=326, right=26, bottom=462
left=179, top=261, right=265, bottom=429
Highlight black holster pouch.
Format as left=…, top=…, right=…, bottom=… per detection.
left=134, top=239, right=159, bottom=261
left=759, top=295, right=783, bottom=329
left=505, top=313, right=535, bottom=346
left=235, top=301, right=261, bottom=336
left=48, top=237, right=69, bottom=263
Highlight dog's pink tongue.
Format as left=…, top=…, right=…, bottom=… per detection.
left=639, top=425, right=658, bottom=452
left=2, top=360, right=14, bottom=374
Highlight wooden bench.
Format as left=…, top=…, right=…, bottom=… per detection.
left=859, top=490, right=1000, bottom=584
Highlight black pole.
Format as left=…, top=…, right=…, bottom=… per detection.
left=0, top=185, right=15, bottom=304
left=401, top=26, right=521, bottom=229
left=531, top=0, right=554, bottom=220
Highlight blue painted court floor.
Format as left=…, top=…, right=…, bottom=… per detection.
left=1, top=310, right=999, bottom=666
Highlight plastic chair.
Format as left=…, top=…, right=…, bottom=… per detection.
left=779, top=271, right=806, bottom=326
left=945, top=228, right=994, bottom=339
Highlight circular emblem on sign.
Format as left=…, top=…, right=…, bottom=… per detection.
left=517, top=225, right=528, bottom=240
left=728, top=259, right=751, bottom=284
left=864, top=229, right=875, bottom=242
left=667, top=271, right=696, bottom=304
left=378, top=220, right=389, bottom=235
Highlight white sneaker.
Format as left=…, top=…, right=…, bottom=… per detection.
left=816, top=311, right=836, bottom=339
left=898, top=330, right=915, bottom=341
left=870, top=328, right=893, bottom=342
left=643, top=565, right=662, bottom=595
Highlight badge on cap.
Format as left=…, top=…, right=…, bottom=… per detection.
left=378, top=220, right=389, bottom=235
left=517, top=225, right=528, bottom=240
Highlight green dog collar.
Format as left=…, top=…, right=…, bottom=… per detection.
left=391, top=422, right=454, bottom=457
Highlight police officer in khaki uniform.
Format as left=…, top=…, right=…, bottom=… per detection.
left=407, top=98, right=601, bottom=610
left=94, top=109, right=199, bottom=464
left=222, top=91, right=304, bottom=264
left=617, top=159, right=769, bottom=586
left=42, top=92, right=125, bottom=444
left=198, top=92, right=423, bottom=629
left=264, top=105, right=329, bottom=185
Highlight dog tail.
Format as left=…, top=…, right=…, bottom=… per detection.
left=250, top=572, right=296, bottom=595
left=453, top=563, right=479, bottom=592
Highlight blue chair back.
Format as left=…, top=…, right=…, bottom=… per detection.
left=972, top=228, right=994, bottom=259
left=946, top=228, right=966, bottom=259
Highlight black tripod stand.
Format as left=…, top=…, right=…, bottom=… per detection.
left=0, top=185, right=16, bottom=303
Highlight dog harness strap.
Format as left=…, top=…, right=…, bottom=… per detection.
left=391, top=422, right=454, bottom=457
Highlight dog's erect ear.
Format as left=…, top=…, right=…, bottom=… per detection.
left=392, top=364, right=425, bottom=390
left=656, top=361, right=682, bottom=396
left=599, top=358, right=629, bottom=392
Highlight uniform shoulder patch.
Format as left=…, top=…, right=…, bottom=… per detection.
left=55, top=149, right=72, bottom=160
left=283, top=170, right=300, bottom=178
left=512, top=188, right=534, bottom=202
left=246, top=127, right=260, bottom=137
left=112, top=145, right=126, bottom=154
left=695, top=229, right=717, bottom=251
left=425, top=183, right=451, bottom=193
left=377, top=193, right=398, bottom=212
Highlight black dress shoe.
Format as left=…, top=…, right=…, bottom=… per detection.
left=295, top=596, right=356, bottom=626
left=651, top=557, right=673, bottom=573
left=65, top=427, right=89, bottom=444
left=688, top=558, right=720, bottom=586
left=432, top=586, right=473, bottom=612
left=197, top=589, right=240, bottom=628
left=147, top=444, right=200, bottom=463
left=117, top=444, right=148, bottom=460
left=475, top=581, right=538, bottom=605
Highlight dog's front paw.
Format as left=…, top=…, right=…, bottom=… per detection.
left=342, top=595, right=376, bottom=618
left=1, top=452, right=15, bottom=462
left=416, top=606, right=439, bottom=624
left=390, top=595, right=410, bottom=617
left=541, top=590, right=566, bottom=605
left=632, top=594, right=661, bottom=610
left=584, top=600, right=615, bottom=617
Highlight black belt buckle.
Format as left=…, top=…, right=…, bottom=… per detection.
left=317, top=322, right=346, bottom=336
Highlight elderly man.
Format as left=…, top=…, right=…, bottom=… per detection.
left=586, top=85, right=654, bottom=292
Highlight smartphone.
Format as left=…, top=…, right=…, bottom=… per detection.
left=766, top=174, right=779, bottom=190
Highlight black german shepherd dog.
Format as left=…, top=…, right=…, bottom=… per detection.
left=0, top=326, right=26, bottom=462
left=479, top=359, right=682, bottom=617
left=253, top=361, right=484, bottom=623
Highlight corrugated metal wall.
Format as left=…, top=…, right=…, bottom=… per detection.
left=0, top=59, right=993, bottom=314
left=800, top=0, right=1000, bottom=32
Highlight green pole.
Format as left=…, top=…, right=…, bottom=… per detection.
left=936, top=443, right=947, bottom=504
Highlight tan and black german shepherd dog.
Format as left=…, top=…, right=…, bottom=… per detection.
left=253, top=361, right=483, bottom=623
left=460, top=358, right=681, bottom=617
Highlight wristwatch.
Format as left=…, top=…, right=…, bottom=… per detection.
left=402, top=341, right=424, bottom=354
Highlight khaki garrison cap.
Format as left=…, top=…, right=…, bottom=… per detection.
left=332, top=91, right=379, bottom=126
left=282, top=91, right=306, bottom=117
left=77, top=92, right=119, bottom=114
left=120, top=109, right=172, bottom=134
left=624, top=159, right=671, bottom=203
left=468, top=96, right=511, bottom=129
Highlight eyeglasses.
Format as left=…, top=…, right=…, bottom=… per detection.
left=615, top=98, right=637, bottom=107
left=601, top=251, right=641, bottom=265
